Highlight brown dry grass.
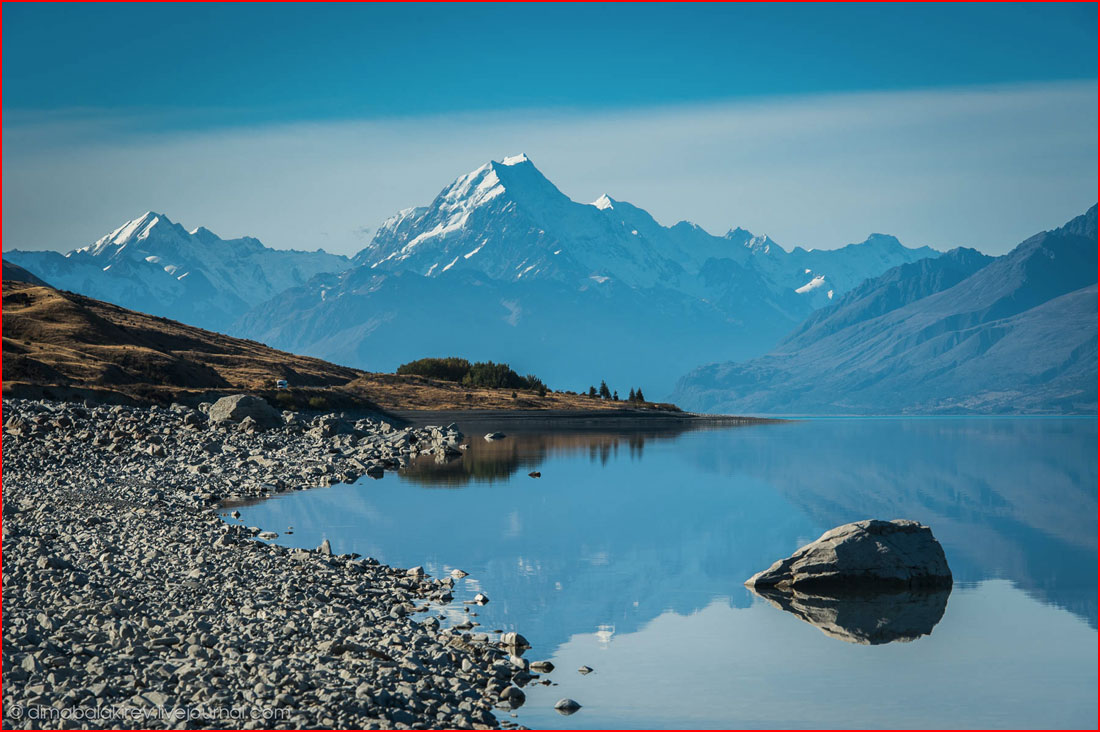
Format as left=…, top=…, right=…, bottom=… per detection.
left=1, top=281, right=678, bottom=413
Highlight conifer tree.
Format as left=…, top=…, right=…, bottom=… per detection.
left=636, top=387, right=645, bottom=402
left=599, top=380, right=611, bottom=399
left=628, top=387, right=636, bottom=401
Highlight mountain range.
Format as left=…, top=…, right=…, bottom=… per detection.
left=5, top=213, right=349, bottom=332
left=673, top=206, right=1098, bottom=414
left=6, top=155, right=1094, bottom=413
left=232, top=154, right=938, bottom=392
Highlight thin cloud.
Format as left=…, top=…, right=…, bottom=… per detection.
left=3, top=81, right=1095, bottom=256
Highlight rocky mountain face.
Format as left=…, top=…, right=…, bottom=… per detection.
left=5, top=212, right=350, bottom=332
left=673, top=206, right=1098, bottom=414
left=235, top=155, right=938, bottom=393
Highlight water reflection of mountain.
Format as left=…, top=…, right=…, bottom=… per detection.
left=678, top=418, right=1098, bottom=627
left=244, top=425, right=820, bottom=652
left=240, top=418, right=1096, bottom=661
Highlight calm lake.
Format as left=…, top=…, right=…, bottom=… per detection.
left=234, top=417, right=1097, bottom=729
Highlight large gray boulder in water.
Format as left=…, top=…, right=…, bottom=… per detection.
left=208, top=394, right=281, bottom=429
left=745, top=519, right=952, bottom=591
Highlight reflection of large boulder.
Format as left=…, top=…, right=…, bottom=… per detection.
left=746, top=519, right=952, bottom=591
left=750, top=585, right=951, bottom=644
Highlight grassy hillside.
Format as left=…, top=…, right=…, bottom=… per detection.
left=1, top=280, right=677, bottom=413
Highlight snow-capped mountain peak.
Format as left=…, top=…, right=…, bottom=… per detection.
left=724, top=227, right=782, bottom=256
left=352, top=154, right=938, bottom=294
left=7, top=213, right=350, bottom=332
left=593, top=194, right=615, bottom=210
left=744, top=233, right=780, bottom=255
left=354, top=155, right=579, bottom=274
left=500, top=152, right=531, bottom=166
left=83, top=211, right=181, bottom=257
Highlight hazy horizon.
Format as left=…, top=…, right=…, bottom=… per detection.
left=2, top=4, right=1096, bottom=257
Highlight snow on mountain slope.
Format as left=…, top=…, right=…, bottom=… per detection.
left=6, top=155, right=944, bottom=395
left=733, top=232, right=941, bottom=310
left=352, top=155, right=936, bottom=301
left=236, top=155, right=941, bottom=394
left=6, top=212, right=350, bottom=332
left=354, top=155, right=689, bottom=289
left=673, top=206, right=1098, bottom=414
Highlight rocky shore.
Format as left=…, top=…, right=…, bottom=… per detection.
left=1, top=396, right=546, bottom=730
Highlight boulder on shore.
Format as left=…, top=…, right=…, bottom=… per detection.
left=745, top=519, right=952, bottom=591
left=208, top=394, right=281, bottom=429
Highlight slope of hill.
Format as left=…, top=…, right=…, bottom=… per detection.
left=5, top=212, right=350, bottom=332
left=1, top=280, right=676, bottom=413
left=673, top=207, right=1098, bottom=415
left=2, top=258, right=50, bottom=287
left=235, top=155, right=939, bottom=393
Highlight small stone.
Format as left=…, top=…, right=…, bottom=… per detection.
left=499, top=686, right=526, bottom=708
left=577, top=665, right=593, bottom=675
left=318, top=539, right=332, bottom=555
left=554, top=698, right=582, bottom=715
left=500, top=632, right=529, bottom=649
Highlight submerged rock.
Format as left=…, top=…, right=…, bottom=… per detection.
left=745, top=519, right=952, bottom=591
left=554, top=698, right=582, bottom=715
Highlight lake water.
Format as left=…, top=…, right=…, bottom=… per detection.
left=234, top=418, right=1097, bottom=729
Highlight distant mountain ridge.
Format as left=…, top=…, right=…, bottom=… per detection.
left=2, top=258, right=51, bottom=287
left=352, top=154, right=938, bottom=307
left=5, top=155, right=944, bottom=394
left=673, top=206, right=1098, bottom=414
left=235, top=155, right=940, bottom=392
left=5, top=212, right=350, bottom=332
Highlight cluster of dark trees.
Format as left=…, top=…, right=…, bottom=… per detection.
left=585, top=380, right=645, bottom=402
left=397, top=357, right=548, bottom=394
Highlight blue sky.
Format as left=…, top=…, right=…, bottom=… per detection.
left=3, top=3, right=1097, bottom=255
